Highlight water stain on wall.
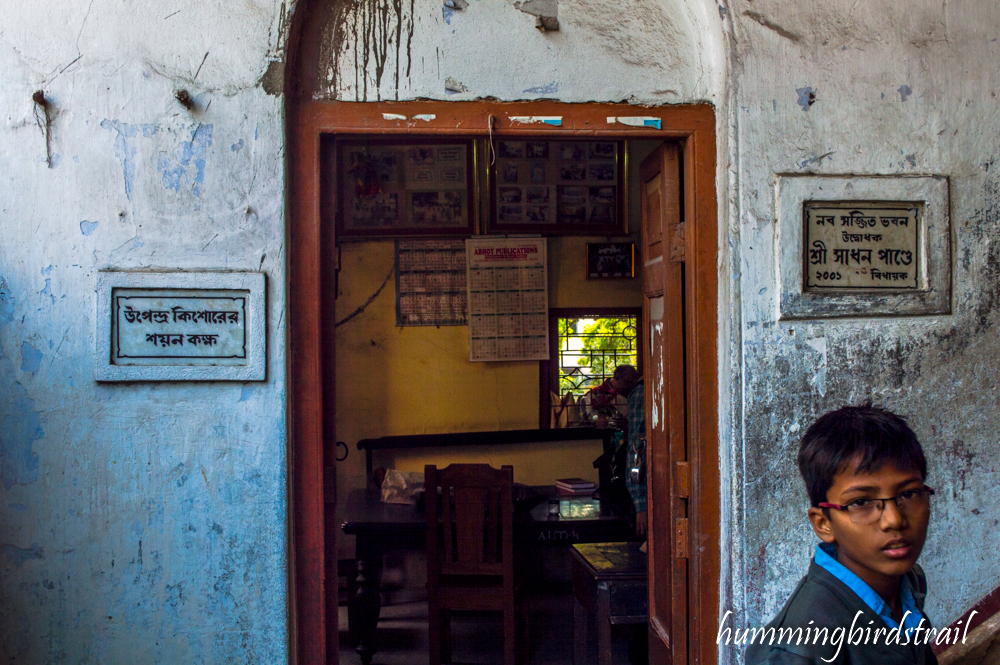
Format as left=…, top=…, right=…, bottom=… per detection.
left=20, top=342, right=42, bottom=374
left=0, top=543, right=44, bottom=567
left=329, top=0, right=416, bottom=101
left=0, top=278, right=15, bottom=326
left=100, top=121, right=160, bottom=203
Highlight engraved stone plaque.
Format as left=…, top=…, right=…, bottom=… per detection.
left=777, top=175, right=950, bottom=319
left=804, top=202, right=920, bottom=290
left=95, top=272, right=266, bottom=381
left=113, top=290, right=249, bottom=365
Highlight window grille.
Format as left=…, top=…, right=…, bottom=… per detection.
left=557, top=316, right=638, bottom=398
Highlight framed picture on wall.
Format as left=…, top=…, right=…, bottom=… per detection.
left=330, top=136, right=476, bottom=239
left=486, top=139, right=627, bottom=236
left=587, top=242, right=635, bottom=279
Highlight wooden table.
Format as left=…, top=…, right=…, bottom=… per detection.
left=341, top=487, right=634, bottom=665
left=571, top=542, right=648, bottom=665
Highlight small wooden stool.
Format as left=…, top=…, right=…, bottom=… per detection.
left=570, top=542, right=648, bottom=665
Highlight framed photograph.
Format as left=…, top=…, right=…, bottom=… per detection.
left=328, top=136, right=476, bottom=239
left=587, top=243, right=635, bottom=279
left=487, top=139, right=626, bottom=235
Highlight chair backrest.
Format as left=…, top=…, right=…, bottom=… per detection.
left=425, top=464, right=514, bottom=578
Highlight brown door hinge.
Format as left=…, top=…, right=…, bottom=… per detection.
left=674, top=517, right=689, bottom=559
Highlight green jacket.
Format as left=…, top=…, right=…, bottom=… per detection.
left=744, top=562, right=938, bottom=665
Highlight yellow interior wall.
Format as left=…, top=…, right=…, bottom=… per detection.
left=379, top=440, right=606, bottom=486
left=333, top=141, right=657, bottom=555
left=547, top=236, right=643, bottom=308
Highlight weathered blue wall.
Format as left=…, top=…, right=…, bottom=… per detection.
left=0, top=1, right=289, bottom=661
left=722, top=1, right=1000, bottom=655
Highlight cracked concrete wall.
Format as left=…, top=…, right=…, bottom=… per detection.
left=724, top=1, right=1000, bottom=659
left=0, top=1, right=289, bottom=662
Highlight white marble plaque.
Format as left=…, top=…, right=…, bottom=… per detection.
left=805, top=202, right=920, bottom=290
left=95, top=272, right=266, bottom=381
left=113, top=291, right=249, bottom=364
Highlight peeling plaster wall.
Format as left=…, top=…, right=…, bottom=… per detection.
left=313, top=0, right=725, bottom=104
left=0, top=2, right=289, bottom=662
left=724, top=0, right=1000, bottom=656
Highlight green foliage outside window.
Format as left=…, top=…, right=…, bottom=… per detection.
left=557, top=317, right=637, bottom=397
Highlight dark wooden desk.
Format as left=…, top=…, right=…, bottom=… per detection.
left=341, top=487, right=634, bottom=665
left=571, top=542, right=648, bottom=665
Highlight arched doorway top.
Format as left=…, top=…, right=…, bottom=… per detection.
left=288, top=0, right=726, bottom=105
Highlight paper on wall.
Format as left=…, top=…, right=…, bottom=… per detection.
left=466, top=237, right=549, bottom=362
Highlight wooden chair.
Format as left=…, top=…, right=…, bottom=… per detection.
left=424, top=463, right=525, bottom=665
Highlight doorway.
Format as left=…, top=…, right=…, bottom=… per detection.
left=288, top=101, right=719, bottom=665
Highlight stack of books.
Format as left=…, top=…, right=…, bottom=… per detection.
left=555, top=477, right=597, bottom=497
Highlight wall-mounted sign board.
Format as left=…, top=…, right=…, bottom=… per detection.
left=95, top=272, right=266, bottom=381
left=804, top=202, right=920, bottom=290
left=777, top=175, right=950, bottom=319
left=466, top=237, right=549, bottom=362
left=395, top=239, right=468, bottom=326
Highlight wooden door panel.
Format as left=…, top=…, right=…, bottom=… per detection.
left=641, top=172, right=664, bottom=294
left=645, top=294, right=673, bottom=661
left=664, top=259, right=688, bottom=663
left=641, top=144, right=686, bottom=664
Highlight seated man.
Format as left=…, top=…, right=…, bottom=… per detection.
left=579, top=376, right=628, bottom=428
left=744, top=404, right=937, bottom=664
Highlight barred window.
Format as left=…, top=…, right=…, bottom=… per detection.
left=557, top=317, right=638, bottom=398
left=542, top=308, right=642, bottom=428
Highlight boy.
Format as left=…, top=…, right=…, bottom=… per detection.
left=745, top=404, right=937, bottom=664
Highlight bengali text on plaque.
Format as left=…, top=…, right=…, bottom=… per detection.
left=112, top=289, right=249, bottom=366
left=804, top=202, right=920, bottom=290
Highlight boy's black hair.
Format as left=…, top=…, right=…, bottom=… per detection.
left=798, top=403, right=927, bottom=507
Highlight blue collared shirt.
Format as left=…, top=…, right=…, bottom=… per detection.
left=814, top=542, right=925, bottom=638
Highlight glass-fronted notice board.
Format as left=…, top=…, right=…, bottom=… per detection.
left=334, top=137, right=475, bottom=238
left=487, top=139, right=626, bottom=236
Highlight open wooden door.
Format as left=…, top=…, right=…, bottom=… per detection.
left=288, top=99, right=717, bottom=664
left=641, top=144, right=686, bottom=664
left=640, top=134, right=720, bottom=665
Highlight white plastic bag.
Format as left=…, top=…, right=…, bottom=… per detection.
left=380, top=469, right=425, bottom=505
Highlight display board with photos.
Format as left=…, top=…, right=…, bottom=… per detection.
left=488, top=139, right=625, bottom=235
left=334, top=137, right=475, bottom=238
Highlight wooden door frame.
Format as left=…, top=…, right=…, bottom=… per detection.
left=287, top=100, right=718, bottom=665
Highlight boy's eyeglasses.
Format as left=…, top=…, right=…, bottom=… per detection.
left=819, top=487, right=935, bottom=524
